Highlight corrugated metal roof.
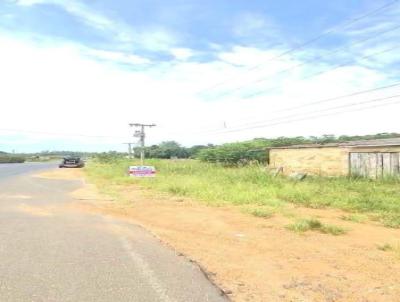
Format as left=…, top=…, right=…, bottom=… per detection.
left=339, top=138, right=400, bottom=147
left=268, top=137, right=400, bottom=149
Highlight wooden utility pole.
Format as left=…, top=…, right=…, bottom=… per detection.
left=129, top=123, right=156, bottom=165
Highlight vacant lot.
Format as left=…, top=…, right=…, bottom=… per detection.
left=70, top=159, right=400, bottom=301
left=86, top=159, right=400, bottom=228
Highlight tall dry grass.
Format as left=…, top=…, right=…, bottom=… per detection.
left=85, top=159, right=400, bottom=228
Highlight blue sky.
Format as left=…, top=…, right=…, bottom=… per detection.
left=0, top=0, right=380, bottom=60
left=1, top=0, right=400, bottom=152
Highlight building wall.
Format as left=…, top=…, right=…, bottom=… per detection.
left=348, top=146, right=400, bottom=178
left=269, top=146, right=400, bottom=176
left=269, top=147, right=349, bottom=176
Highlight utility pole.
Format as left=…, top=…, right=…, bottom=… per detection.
left=123, top=143, right=135, bottom=159
left=129, top=123, right=156, bottom=165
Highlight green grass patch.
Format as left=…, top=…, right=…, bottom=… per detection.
left=286, top=218, right=322, bottom=232
left=340, top=214, right=368, bottom=223
left=381, top=214, right=400, bottom=228
left=320, top=224, right=347, bottom=235
left=243, top=206, right=275, bottom=218
left=85, top=159, right=400, bottom=228
left=286, top=218, right=347, bottom=235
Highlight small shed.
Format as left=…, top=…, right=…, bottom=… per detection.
left=268, top=138, right=400, bottom=178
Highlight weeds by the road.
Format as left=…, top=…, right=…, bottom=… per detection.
left=377, top=242, right=400, bottom=259
left=85, top=159, right=400, bottom=228
left=243, top=206, right=275, bottom=219
left=377, top=243, right=394, bottom=251
left=286, top=218, right=347, bottom=235
left=286, top=218, right=323, bottom=232
left=340, top=214, right=368, bottom=223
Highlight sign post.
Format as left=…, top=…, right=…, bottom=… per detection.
left=128, top=166, right=156, bottom=177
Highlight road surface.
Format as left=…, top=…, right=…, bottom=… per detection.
left=0, top=163, right=227, bottom=302
left=0, top=162, right=57, bottom=180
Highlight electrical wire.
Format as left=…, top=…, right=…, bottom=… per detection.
left=240, top=43, right=400, bottom=100
left=205, top=94, right=400, bottom=135
left=213, top=23, right=400, bottom=99
left=241, top=81, right=400, bottom=120
left=197, top=0, right=399, bottom=95
left=168, top=81, right=400, bottom=136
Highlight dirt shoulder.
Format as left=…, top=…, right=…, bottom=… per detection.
left=36, top=169, right=400, bottom=302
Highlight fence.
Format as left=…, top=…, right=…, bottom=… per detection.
left=350, top=152, right=400, bottom=178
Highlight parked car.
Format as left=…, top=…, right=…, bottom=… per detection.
left=59, top=156, right=85, bottom=168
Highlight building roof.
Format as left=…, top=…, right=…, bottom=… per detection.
left=268, top=137, right=400, bottom=149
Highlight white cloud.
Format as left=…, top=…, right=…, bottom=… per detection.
left=136, top=28, right=178, bottom=52
left=15, top=0, right=115, bottom=31
left=1, top=25, right=400, bottom=152
left=83, top=48, right=151, bottom=65
left=12, top=0, right=46, bottom=5
left=218, top=46, right=284, bottom=66
left=12, top=0, right=179, bottom=52
left=170, top=48, right=194, bottom=61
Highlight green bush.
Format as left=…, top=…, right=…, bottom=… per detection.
left=0, top=156, right=25, bottom=163
left=93, top=152, right=126, bottom=163
left=197, top=142, right=268, bottom=165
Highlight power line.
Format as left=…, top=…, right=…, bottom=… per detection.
left=170, top=81, right=400, bottom=136
left=233, top=94, right=400, bottom=131
left=247, top=82, right=400, bottom=117
left=238, top=43, right=400, bottom=101
left=168, top=41, right=400, bottom=137
left=186, top=18, right=400, bottom=134
left=224, top=81, right=400, bottom=129
left=215, top=98, right=400, bottom=135
left=197, top=0, right=399, bottom=95
left=213, top=23, right=400, bottom=99
left=206, top=94, right=400, bottom=135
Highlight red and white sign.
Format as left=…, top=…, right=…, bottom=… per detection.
left=128, top=166, right=156, bottom=177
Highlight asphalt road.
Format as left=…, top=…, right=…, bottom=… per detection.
left=0, top=163, right=227, bottom=302
left=0, top=162, right=58, bottom=179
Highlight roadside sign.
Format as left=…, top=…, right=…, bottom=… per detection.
left=128, top=166, right=156, bottom=177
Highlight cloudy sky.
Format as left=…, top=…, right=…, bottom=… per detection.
left=1, top=0, right=400, bottom=152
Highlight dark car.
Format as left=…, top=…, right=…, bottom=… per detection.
left=59, top=156, right=85, bottom=168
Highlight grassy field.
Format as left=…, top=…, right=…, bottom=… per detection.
left=85, top=158, right=400, bottom=228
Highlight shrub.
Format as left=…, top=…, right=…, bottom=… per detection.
left=245, top=207, right=274, bottom=218
left=340, top=214, right=368, bottom=223
left=0, top=156, right=25, bottom=163
left=93, top=152, right=126, bottom=163
left=286, top=218, right=347, bottom=235
left=197, top=142, right=268, bottom=165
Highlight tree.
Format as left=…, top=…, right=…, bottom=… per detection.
left=187, top=145, right=209, bottom=158
left=143, top=141, right=189, bottom=159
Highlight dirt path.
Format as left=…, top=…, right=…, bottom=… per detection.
left=37, top=169, right=400, bottom=302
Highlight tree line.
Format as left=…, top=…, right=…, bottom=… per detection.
left=133, top=132, right=400, bottom=165
left=0, top=151, right=26, bottom=163
left=4, top=132, right=399, bottom=165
